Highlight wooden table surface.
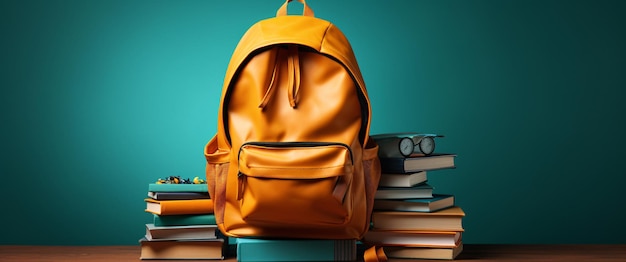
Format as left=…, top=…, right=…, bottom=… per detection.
left=1, top=244, right=625, bottom=261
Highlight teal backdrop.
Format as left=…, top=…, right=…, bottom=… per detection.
left=2, top=0, right=625, bottom=245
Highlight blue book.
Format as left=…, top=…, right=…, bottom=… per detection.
left=148, top=191, right=210, bottom=200
left=153, top=214, right=217, bottom=227
left=374, top=183, right=434, bottom=199
left=236, top=238, right=356, bottom=262
left=148, top=183, right=208, bottom=193
left=379, top=153, right=456, bottom=173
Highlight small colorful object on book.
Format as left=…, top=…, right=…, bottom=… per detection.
left=155, top=176, right=206, bottom=184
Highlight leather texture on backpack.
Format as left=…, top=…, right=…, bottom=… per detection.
left=204, top=0, right=381, bottom=240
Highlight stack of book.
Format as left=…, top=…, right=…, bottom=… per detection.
left=139, top=180, right=225, bottom=260
left=363, top=153, right=465, bottom=260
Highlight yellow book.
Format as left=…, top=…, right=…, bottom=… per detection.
left=139, top=237, right=224, bottom=260
left=144, top=198, right=214, bottom=215
left=363, top=230, right=462, bottom=248
left=384, top=244, right=463, bottom=260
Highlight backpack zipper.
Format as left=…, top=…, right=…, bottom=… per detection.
left=239, top=141, right=354, bottom=163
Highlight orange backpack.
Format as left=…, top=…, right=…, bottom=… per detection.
left=204, top=0, right=381, bottom=241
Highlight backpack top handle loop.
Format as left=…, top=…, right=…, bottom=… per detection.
left=276, top=0, right=315, bottom=17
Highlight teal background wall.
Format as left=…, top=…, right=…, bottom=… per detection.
left=1, top=0, right=625, bottom=245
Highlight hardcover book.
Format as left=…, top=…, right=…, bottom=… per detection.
left=147, top=191, right=210, bottom=200
left=383, top=244, right=464, bottom=260
left=152, top=214, right=217, bottom=227
left=147, top=183, right=208, bottom=193
left=363, top=230, right=462, bottom=248
left=371, top=206, right=465, bottom=231
left=144, top=198, right=214, bottom=215
left=378, top=171, right=427, bottom=187
left=139, top=237, right=224, bottom=260
left=373, top=194, right=454, bottom=212
left=374, top=183, right=433, bottom=199
left=236, top=238, right=356, bottom=262
left=379, top=153, right=456, bottom=173
left=145, top=223, right=218, bottom=241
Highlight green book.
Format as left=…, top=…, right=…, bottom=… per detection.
left=373, top=194, right=455, bottom=212
left=153, top=214, right=217, bottom=227
left=236, top=238, right=356, bottom=262
left=147, top=183, right=208, bottom=193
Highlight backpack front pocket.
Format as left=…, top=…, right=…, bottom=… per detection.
left=237, top=142, right=354, bottom=226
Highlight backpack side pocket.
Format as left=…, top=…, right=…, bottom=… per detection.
left=204, top=135, right=230, bottom=225
left=362, top=137, right=382, bottom=232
